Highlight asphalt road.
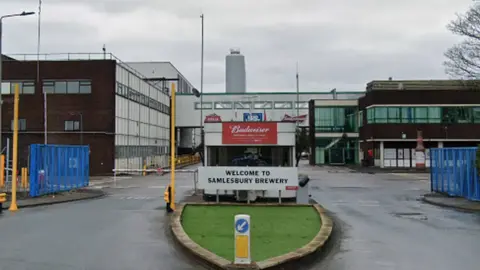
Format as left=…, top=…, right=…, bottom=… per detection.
left=302, top=164, right=480, bottom=270
left=1, top=162, right=479, bottom=270
left=0, top=164, right=200, bottom=270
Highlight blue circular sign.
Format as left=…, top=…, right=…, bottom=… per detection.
left=235, top=218, right=249, bottom=233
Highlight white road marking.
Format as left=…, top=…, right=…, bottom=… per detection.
left=331, top=200, right=380, bottom=207
left=374, top=260, right=396, bottom=269
left=108, top=195, right=156, bottom=200
left=390, top=173, right=429, bottom=180
left=148, top=185, right=193, bottom=189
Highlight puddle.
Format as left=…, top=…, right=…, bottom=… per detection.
left=392, top=212, right=428, bottom=220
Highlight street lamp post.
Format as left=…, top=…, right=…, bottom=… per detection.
left=0, top=11, right=35, bottom=152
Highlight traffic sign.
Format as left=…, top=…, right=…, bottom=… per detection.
left=234, top=214, right=251, bottom=264
left=235, top=218, right=249, bottom=234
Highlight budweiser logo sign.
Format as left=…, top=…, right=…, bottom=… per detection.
left=282, top=114, right=307, bottom=122
left=222, top=122, right=278, bottom=144
left=230, top=125, right=270, bottom=134
left=204, top=114, right=222, bottom=123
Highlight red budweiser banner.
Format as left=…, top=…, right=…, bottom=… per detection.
left=282, top=114, right=307, bottom=122
left=222, top=122, right=278, bottom=144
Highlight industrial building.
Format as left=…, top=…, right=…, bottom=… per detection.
left=175, top=89, right=362, bottom=128
left=5, top=50, right=479, bottom=174
left=307, top=95, right=363, bottom=165
left=123, top=62, right=199, bottom=154
left=225, top=48, right=246, bottom=93
left=308, top=80, right=480, bottom=168
left=358, top=80, right=480, bottom=168
left=1, top=53, right=172, bottom=175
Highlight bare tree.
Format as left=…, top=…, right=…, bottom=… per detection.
left=444, top=5, right=480, bottom=79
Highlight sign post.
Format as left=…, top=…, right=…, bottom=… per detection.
left=234, top=214, right=251, bottom=265
left=198, top=166, right=298, bottom=191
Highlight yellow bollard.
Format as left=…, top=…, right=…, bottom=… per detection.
left=9, top=84, right=20, bottom=212
left=25, top=168, right=29, bottom=187
left=0, top=155, right=4, bottom=188
left=169, top=82, right=177, bottom=211
left=21, top=168, right=26, bottom=188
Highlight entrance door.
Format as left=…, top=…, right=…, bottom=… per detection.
left=329, top=148, right=345, bottom=165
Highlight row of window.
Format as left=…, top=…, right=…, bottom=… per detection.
left=115, top=145, right=169, bottom=158
left=313, top=107, right=358, bottom=132
left=1, top=80, right=92, bottom=95
left=9, top=119, right=81, bottom=131
left=366, top=106, right=480, bottom=124
left=9, top=119, right=172, bottom=133
left=1, top=81, right=36, bottom=94
left=194, top=101, right=309, bottom=110
left=43, top=80, right=91, bottom=94
left=116, top=83, right=170, bottom=115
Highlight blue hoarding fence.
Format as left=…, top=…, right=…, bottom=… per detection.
left=29, top=144, right=90, bottom=197
left=430, top=147, right=480, bottom=201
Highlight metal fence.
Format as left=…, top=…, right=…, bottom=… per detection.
left=430, top=147, right=480, bottom=201
left=29, top=144, right=90, bottom=197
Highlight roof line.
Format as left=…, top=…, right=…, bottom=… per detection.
left=176, top=91, right=365, bottom=96
left=126, top=61, right=197, bottom=89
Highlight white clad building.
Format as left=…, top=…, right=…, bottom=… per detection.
left=126, top=62, right=198, bottom=151
left=114, top=63, right=171, bottom=170
left=175, top=90, right=363, bottom=128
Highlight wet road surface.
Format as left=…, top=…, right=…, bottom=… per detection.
left=303, top=164, right=480, bottom=270
left=0, top=164, right=200, bottom=270
left=1, top=162, right=479, bottom=270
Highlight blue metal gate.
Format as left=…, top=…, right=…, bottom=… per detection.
left=430, top=147, right=480, bottom=201
left=29, top=144, right=90, bottom=197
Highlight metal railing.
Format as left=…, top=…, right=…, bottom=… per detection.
left=430, top=147, right=480, bottom=201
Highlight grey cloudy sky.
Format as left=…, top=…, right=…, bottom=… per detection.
left=1, top=0, right=473, bottom=92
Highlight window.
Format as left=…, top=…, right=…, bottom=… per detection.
left=367, top=106, right=444, bottom=124
left=234, top=102, right=251, bottom=109
left=387, top=107, right=400, bottom=123
left=11, top=119, right=26, bottom=131
left=358, top=111, right=364, bottom=127
left=42, top=80, right=92, bottom=94
left=474, top=108, right=480, bottom=123
left=43, top=81, right=55, bottom=93
left=401, top=107, right=413, bottom=123
left=374, top=107, right=388, bottom=123
left=55, top=81, right=67, bottom=93
left=67, top=81, right=80, bottom=94
left=1, top=82, right=10, bottom=94
left=195, top=102, right=213, bottom=109
left=314, top=107, right=353, bottom=132
left=214, top=102, right=233, bottom=109
left=367, top=108, right=374, bottom=123
left=414, top=107, right=428, bottom=123
left=274, top=101, right=293, bottom=109
left=427, top=107, right=441, bottom=123
left=254, top=101, right=273, bottom=109
left=294, top=102, right=309, bottom=109
left=65, top=120, right=80, bottom=131
left=22, top=81, right=35, bottom=94
left=1, top=81, right=35, bottom=94
left=443, top=107, right=472, bottom=124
